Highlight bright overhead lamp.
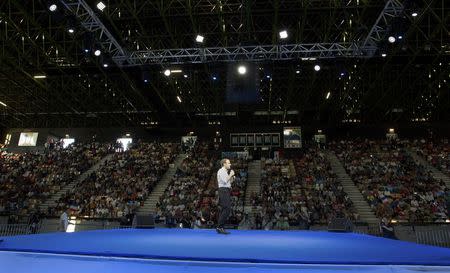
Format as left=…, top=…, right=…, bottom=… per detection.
left=68, top=28, right=75, bottom=34
left=411, top=12, right=418, bottom=17
left=279, top=30, right=288, bottom=39
left=33, top=75, right=47, bottom=79
left=326, top=92, right=331, bottom=99
left=49, top=4, right=57, bottom=12
left=164, top=69, right=171, bottom=76
left=381, top=53, right=387, bottom=57
left=177, top=96, right=182, bottom=103
left=314, top=65, right=321, bottom=71
left=103, top=63, right=109, bottom=68
left=388, top=36, right=396, bottom=43
left=0, top=101, right=6, bottom=107
left=238, top=65, right=247, bottom=75
left=94, top=49, right=101, bottom=56
left=171, top=69, right=182, bottom=73
left=96, top=2, right=106, bottom=11
left=196, top=35, right=204, bottom=43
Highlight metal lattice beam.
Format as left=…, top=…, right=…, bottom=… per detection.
left=361, top=0, right=404, bottom=56
left=118, top=43, right=376, bottom=65
left=59, top=0, right=131, bottom=65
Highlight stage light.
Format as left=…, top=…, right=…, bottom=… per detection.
left=94, top=49, right=101, bottom=56
left=212, top=76, right=217, bottom=80
left=84, top=49, right=89, bottom=53
left=96, top=2, right=106, bottom=11
left=144, top=79, right=148, bottom=83
left=183, top=74, right=188, bottom=78
left=68, top=28, right=75, bottom=34
left=388, top=36, right=396, bottom=43
left=177, top=96, right=182, bottom=103
left=279, top=30, right=288, bottom=39
left=411, top=12, right=418, bottom=17
left=381, top=53, right=387, bottom=57
left=103, top=63, right=108, bottom=68
left=49, top=4, right=57, bottom=12
left=164, top=69, right=171, bottom=76
left=326, top=92, right=331, bottom=99
left=196, top=35, right=204, bottom=43
left=238, top=65, right=247, bottom=75
left=314, top=65, right=321, bottom=71
left=295, top=70, right=300, bottom=74
left=0, top=101, right=6, bottom=107
left=33, top=75, right=47, bottom=79
left=266, top=75, right=271, bottom=79
left=398, top=35, right=403, bottom=40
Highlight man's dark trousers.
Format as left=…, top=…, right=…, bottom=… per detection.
left=218, top=187, right=231, bottom=227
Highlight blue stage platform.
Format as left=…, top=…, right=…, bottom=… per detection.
left=1, top=228, right=450, bottom=273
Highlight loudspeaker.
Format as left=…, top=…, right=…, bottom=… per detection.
left=132, top=213, right=155, bottom=229
left=328, top=217, right=353, bottom=232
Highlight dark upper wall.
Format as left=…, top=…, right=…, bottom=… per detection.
left=3, top=123, right=449, bottom=152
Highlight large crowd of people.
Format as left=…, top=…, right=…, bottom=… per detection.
left=156, top=142, right=215, bottom=227
left=0, top=141, right=111, bottom=217
left=51, top=142, right=178, bottom=218
left=410, top=139, right=450, bottom=176
left=245, top=148, right=356, bottom=230
left=156, top=142, right=249, bottom=228
left=2, top=135, right=449, bottom=229
left=332, top=139, right=449, bottom=223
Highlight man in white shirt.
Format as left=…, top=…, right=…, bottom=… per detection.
left=216, top=158, right=235, bottom=234
left=59, top=209, right=69, bottom=232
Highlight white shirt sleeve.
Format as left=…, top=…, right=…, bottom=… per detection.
left=217, top=168, right=230, bottom=188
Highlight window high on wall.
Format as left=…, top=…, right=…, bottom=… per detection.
left=116, top=138, right=132, bottom=151
left=18, top=132, right=38, bottom=146
left=61, top=138, right=75, bottom=149
left=4, top=134, right=11, bottom=145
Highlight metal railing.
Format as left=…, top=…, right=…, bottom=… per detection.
left=0, top=224, right=34, bottom=237
left=416, top=229, right=450, bottom=248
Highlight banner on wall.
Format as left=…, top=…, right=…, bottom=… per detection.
left=221, top=151, right=249, bottom=159
left=283, top=127, right=302, bottom=148
left=181, top=136, right=197, bottom=152
left=18, top=132, right=39, bottom=147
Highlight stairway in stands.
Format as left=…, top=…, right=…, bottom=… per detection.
left=244, top=160, right=262, bottom=210
left=137, top=154, right=186, bottom=215
left=39, top=153, right=115, bottom=213
left=406, top=148, right=450, bottom=187
left=325, top=151, right=379, bottom=225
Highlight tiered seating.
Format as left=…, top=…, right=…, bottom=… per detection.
left=156, top=142, right=217, bottom=227
left=0, top=142, right=111, bottom=215
left=291, top=148, right=358, bottom=223
left=249, top=148, right=357, bottom=230
left=249, top=158, right=292, bottom=230
left=411, top=139, right=450, bottom=176
left=53, top=142, right=178, bottom=218
left=200, top=158, right=248, bottom=226
left=332, top=139, right=449, bottom=223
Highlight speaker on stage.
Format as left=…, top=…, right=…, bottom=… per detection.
left=328, top=217, right=353, bottom=232
left=132, top=213, right=155, bottom=229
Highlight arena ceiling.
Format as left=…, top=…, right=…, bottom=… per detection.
left=0, top=0, right=448, bottom=128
